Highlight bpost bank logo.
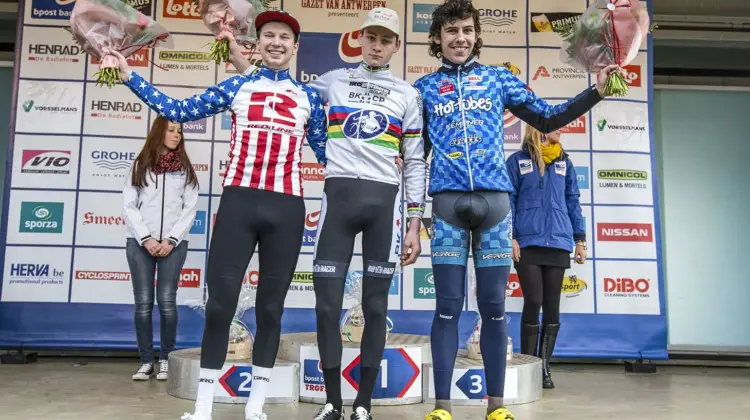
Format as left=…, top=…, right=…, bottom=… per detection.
left=303, top=211, right=320, bottom=246
left=27, top=41, right=81, bottom=64
left=183, top=119, right=208, bottom=135
left=19, top=202, right=64, bottom=233
left=31, top=0, right=75, bottom=20
left=597, top=223, right=653, bottom=242
left=576, top=166, right=589, bottom=189
left=503, top=111, right=521, bottom=143
left=303, top=359, right=325, bottom=392
left=8, top=263, right=65, bottom=286
left=297, top=32, right=360, bottom=83
left=412, top=3, right=438, bottom=32
left=413, top=268, right=435, bottom=299
left=21, top=150, right=71, bottom=174
left=561, top=275, right=587, bottom=298
left=190, top=211, right=207, bottom=234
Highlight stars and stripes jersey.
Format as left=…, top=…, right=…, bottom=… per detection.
left=123, top=66, right=328, bottom=197
left=307, top=63, right=427, bottom=219
left=414, top=56, right=602, bottom=196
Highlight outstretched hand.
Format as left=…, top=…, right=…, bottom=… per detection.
left=110, top=50, right=131, bottom=82
left=595, top=65, right=625, bottom=97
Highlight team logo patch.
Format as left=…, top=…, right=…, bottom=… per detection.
left=519, top=159, right=533, bottom=175
left=342, top=109, right=389, bottom=140
left=439, top=83, right=455, bottom=96
left=555, top=161, right=567, bottom=175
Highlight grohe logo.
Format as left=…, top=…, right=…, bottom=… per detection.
left=92, top=150, right=136, bottom=171
left=302, top=211, right=320, bottom=246
left=19, top=202, right=64, bottom=233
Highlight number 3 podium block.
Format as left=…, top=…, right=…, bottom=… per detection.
left=166, top=348, right=299, bottom=404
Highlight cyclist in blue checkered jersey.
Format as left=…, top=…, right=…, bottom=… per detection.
left=413, top=2, right=622, bottom=420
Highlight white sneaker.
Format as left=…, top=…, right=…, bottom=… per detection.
left=246, top=413, right=268, bottom=420
left=351, top=407, right=372, bottom=420
left=132, top=363, right=154, bottom=381
left=180, top=413, right=210, bottom=420
left=157, top=359, right=169, bottom=381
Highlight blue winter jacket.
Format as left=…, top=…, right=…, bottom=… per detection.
left=507, top=146, right=585, bottom=252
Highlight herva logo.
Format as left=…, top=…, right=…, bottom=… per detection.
left=19, top=202, right=64, bottom=233
left=560, top=115, right=586, bottom=134
left=162, top=0, right=200, bottom=19
left=412, top=3, right=438, bottom=32
left=30, top=0, right=75, bottom=20
left=302, top=211, right=320, bottom=246
left=178, top=268, right=201, bottom=288
left=413, top=268, right=435, bottom=299
left=190, top=211, right=207, bottom=235
left=597, top=169, right=648, bottom=181
left=576, top=166, right=589, bottom=189
left=506, top=273, right=523, bottom=298
left=297, top=32, right=359, bottom=83
left=623, top=65, right=642, bottom=88
left=92, top=49, right=149, bottom=67
left=301, top=162, right=324, bottom=181
left=303, top=359, right=325, bottom=391
left=597, top=223, right=653, bottom=242
left=9, top=263, right=65, bottom=284
left=21, top=150, right=71, bottom=174
left=603, top=277, right=650, bottom=295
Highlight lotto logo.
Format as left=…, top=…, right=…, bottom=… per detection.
left=433, top=97, right=493, bottom=117
left=162, top=0, right=200, bottom=19
left=623, top=65, right=642, bottom=87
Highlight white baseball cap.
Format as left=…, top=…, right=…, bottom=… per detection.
left=360, top=7, right=400, bottom=36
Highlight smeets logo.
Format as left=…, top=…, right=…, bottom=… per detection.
left=301, top=162, right=324, bottom=181
left=597, top=222, right=653, bottom=242
left=82, top=212, right=125, bottom=226
left=505, top=273, right=523, bottom=298
left=561, top=275, right=587, bottom=297
left=178, top=268, right=201, bottom=288
left=28, top=43, right=81, bottom=63
left=303, top=359, right=325, bottom=392
left=162, top=0, right=200, bottom=19
left=622, top=65, right=642, bottom=88
left=560, top=115, right=586, bottom=134
left=21, top=150, right=71, bottom=174
left=92, top=49, right=148, bottom=67
left=603, top=277, right=650, bottom=296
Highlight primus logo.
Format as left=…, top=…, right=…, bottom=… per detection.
left=598, top=170, right=648, bottom=181
left=433, top=97, right=493, bottom=117
left=159, top=51, right=211, bottom=62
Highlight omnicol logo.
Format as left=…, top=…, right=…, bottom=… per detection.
left=162, top=0, right=200, bottom=19
left=561, top=275, right=587, bottom=297
left=21, top=150, right=71, bottom=174
left=603, top=277, right=651, bottom=297
left=31, top=0, right=75, bottom=20
left=597, top=222, right=653, bottom=242
left=158, top=51, right=211, bottom=62
left=92, top=49, right=148, bottom=67
left=301, top=162, right=324, bottom=181
left=598, top=169, right=648, bottom=180
left=19, top=202, right=64, bottom=233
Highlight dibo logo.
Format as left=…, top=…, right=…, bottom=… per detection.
left=31, top=0, right=75, bottom=20
left=190, top=211, right=206, bottom=235
left=413, top=4, right=437, bottom=33
left=576, top=166, right=589, bottom=189
left=297, top=32, right=359, bottom=83
left=413, top=268, right=435, bottom=299
left=19, top=201, right=64, bottom=233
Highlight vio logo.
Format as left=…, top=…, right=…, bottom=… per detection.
left=343, top=110, right=388, bottom=140
left=339, top=30, right=362, bottom=63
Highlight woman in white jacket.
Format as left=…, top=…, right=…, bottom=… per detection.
left=122, top=116, right=199, bottom=381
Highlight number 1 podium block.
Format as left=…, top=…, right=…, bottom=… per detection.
left=167, top=348, right=299, bottom=404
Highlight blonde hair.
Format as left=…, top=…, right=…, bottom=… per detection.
left=523, top=125, right=546, bottom=176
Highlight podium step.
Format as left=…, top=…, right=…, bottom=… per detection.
left=167, top=348, right=299, bottom=404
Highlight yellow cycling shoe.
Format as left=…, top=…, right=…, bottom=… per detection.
left=487, top=407, right=516, bottom=420
left=424, top=408, right=452, bottom=420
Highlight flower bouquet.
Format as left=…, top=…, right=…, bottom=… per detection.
left=559, top=0, right=651, bottom=97
left=193, top=0, right=269, bottom=64
left=69, top=0, right=172, bottom=88
left=340, top=270, right=394, bottom=343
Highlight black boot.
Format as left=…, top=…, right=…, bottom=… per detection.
left=520, top=323, right=540, bottom=356
left=540, top=323, right=560, bottom=389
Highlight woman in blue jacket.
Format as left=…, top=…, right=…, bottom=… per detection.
left=507, top=125, right=586, bottom=389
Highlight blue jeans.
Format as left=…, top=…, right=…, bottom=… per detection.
left=126, top=238, right=188, bottom=364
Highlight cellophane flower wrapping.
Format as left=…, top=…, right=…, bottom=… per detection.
left=340, top=270, right=395, bottom=343
left=197, top=0, right=268, bottom=63
left=559, top=0, right=650, bottom=96
left=69, top=0, right=172, bottom=87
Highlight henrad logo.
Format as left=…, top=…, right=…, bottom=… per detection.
left=27, top=42, right=81, bottom=63
left=560, top=116, right=587, bottom=134
left=561, top=275, right=587, bottom=298
left=530, top=12, right=582, bottom=33
left=218, top=159, right=230, bottom=178
left=623, top=65, right=642, bottom=88
left=82, top=212, right=125, bottom=226
left=21, top=150, right=71, bottom=174
left=183, top=119, right=207, bottom=134
left=190, top=211, right=207, bottom=234
left=413, top=268, right=435, bottom=299
left=597, top=223, right=653, bottom=242
left=412, top=3, right=438, bottom=32
left=576, top=166, right=589, bottom=189
left=598, top=169, right=648, bottom=190
left=92, top=150, right=135, bottom=174
left=75, top=270, right=130, bottom=281
left=19, top=202, right=64, bottom=233
left=506, top=273, right=523, bottom=298
left=603, top=277, right=651, bottom=298
left=533, top=65, right=586, bottom=81
left=303, top=359, right=325, bottom=391
left=30, top=0, right=75, bottom=20
left=92, top=49, right=148, bottom=68
left=297, top=32, right=359, bottom=83
left=8, top=263, right=65, bottom=286
left=301, top=162, right=324, bottom=181
left=90, top=100, right=143, bottom=120
left=596, top=119, right=646, bottom=133
left=162, top=0, right=200, bottom=19
left=178, top=268, right=201, bottom=288
left=433, top=97, right=493, bottom=117
left=302, top=211, right=320, bottom=246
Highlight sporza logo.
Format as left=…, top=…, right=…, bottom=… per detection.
left=19, top=201, right=64, bottom=233
left=342, top=110, right=388, bottom=140
left=433, top=97, right=493, bottom=117
left=412, top=3, right=438, bottom=32
left=413, top=268, right=435, bottom=299
left=31, top=0, right=75, bottom=20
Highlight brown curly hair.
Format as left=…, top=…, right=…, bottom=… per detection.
left=427, top=0, right=483, bottom=60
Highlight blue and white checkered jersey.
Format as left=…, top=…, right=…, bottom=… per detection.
left=414, top=56, right=602, bottom=196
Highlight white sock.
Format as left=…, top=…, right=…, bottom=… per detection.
left=245, top=365, right=273, bottom=417
left=194, top=368, right=221, bottom=418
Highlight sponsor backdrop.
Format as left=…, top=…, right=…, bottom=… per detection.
left=2, top=0, right=664, bottom=360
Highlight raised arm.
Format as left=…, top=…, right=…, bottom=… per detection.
left=500, top=65, right=620, bottom=134
left=402, top=88, right=427, bottom=220
left=304, top=86, right=329, bottom=166
left=565, top=159, right=586, bottom=242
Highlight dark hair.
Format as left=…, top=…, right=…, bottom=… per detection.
left=256, top=23, right=300, bottom=43
left=428, top=0, right=483, bottom=59
left=131, top=116, right=199, bottom=189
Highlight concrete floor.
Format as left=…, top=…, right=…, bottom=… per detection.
left=1, top=358, right=749, bottom=420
